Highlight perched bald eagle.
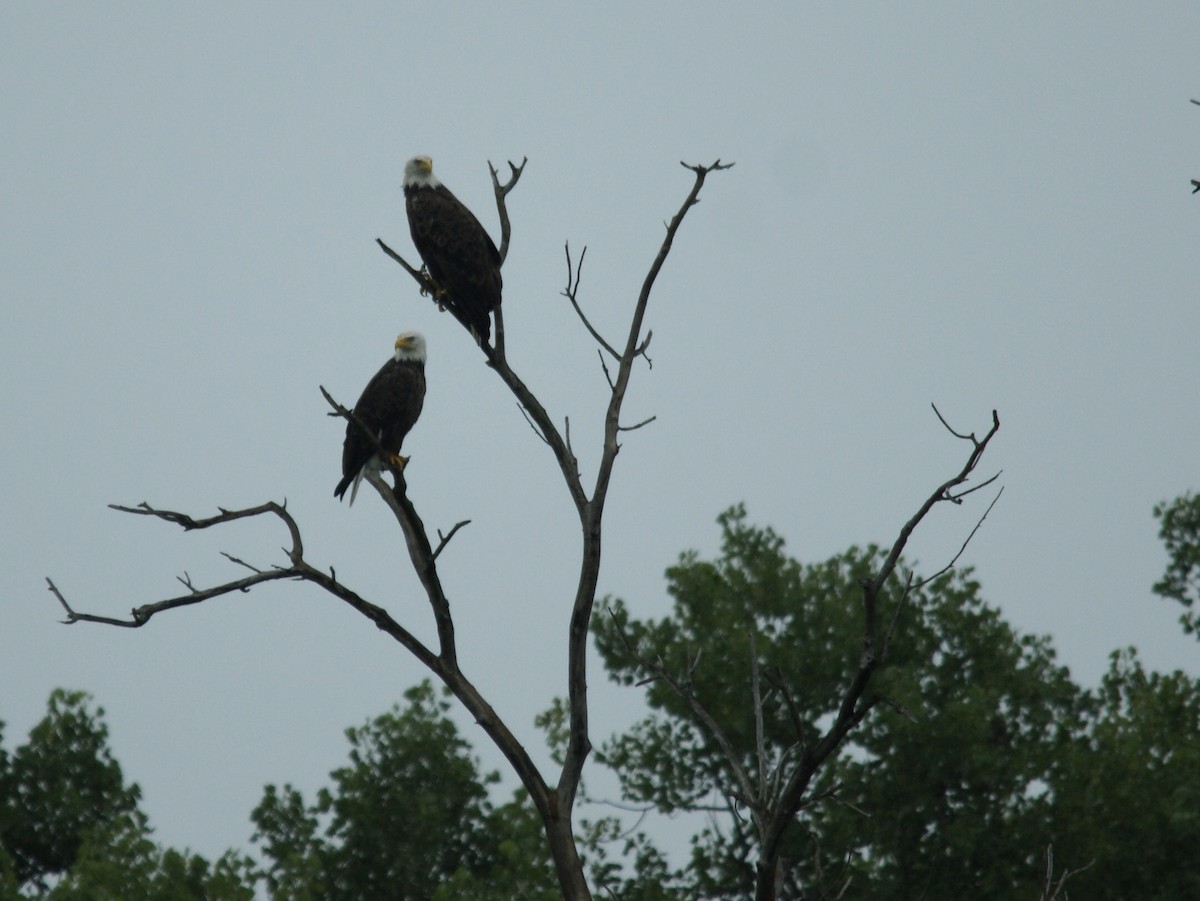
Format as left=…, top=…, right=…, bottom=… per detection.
left=334, top=332, right=427, bottom=505
left=403, top=155, right=502, bottom=343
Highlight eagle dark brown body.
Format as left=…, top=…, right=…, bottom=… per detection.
left=403, top=156, right=502, bottom=343
left=335, top=333, right=427, bottom=505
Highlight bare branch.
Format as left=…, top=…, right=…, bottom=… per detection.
left=45, top=578, right=143, bottom=628
left=488, top=156, right=527, bottom=265
left=866, top=408, right=1000, bottom=602
left=635, top=328, right=654, bottom=369
left=364, top=469, right=457, bottom=666
left=376, top=237, right=487, bottom=343
left=109, top=500, right=305, bottom=564
left=433, top=520, right=472, bottom=560
left=930, top=401, right=972, bottom=440
left=911, top=486, right=1005, bottom=591
left=618, top=414, right=656, bottom=432
left=945, top=470, right=1002, bottom=503
left=598, top=350, right=615, bottom=391
left=376, top=237, right=436, bottom=294
left=220, top=551, right=265, bottom=575
left=517, top=402, right=552, bottom=446
left=562, top=243, right=620, bottom=360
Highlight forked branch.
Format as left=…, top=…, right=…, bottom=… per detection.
left=488, top=156, right=527, bottom=265
left=562, top=243, right=620, bottom=360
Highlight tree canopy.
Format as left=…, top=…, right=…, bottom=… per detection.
left=250, top=681, right=558, bottom=901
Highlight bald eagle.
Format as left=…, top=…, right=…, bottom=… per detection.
left=403, top=155, right=502, bottom=343
left=334, top=332, right=427, bottom=505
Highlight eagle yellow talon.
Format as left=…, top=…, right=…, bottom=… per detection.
left=388, top=453, right=410, bottom=471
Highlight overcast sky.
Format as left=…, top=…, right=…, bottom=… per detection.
left=3, top=1, right=1198, bottom=870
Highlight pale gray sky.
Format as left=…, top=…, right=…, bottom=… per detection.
left=3, top=1, right=1198, bottom=869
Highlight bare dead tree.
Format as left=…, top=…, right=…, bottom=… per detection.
left=614, top=405, right=1002, bottom=901
left=47, top=158, right=732, bottom=901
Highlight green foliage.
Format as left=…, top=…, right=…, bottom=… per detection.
left=251, top=680, right=557, bottom=900
left=0, top=690, right=257, bottom=899
left=1153, top=492, right=1200, bottom=637
left=1044, top=649, right=1200, bottom=900
left=1, top=689, right=140, bottom=890
left=430, top=793, right=560, bottom=901
left=594, top=506, right=1082, bottom=899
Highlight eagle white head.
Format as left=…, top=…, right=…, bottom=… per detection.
left=393, top=331, right=427, bottom=363
left=403, top=155, right=440, bottom=189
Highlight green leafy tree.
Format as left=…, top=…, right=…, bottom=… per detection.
left=0, top=690, right=256, bottom=900
left=1153, top=491, right=1200, bottom=637
left=251, top=680, right=558, bottom=900
left=1044, top=649, right=1200, bottom=900
left=1, top=689, right=141, bottom=891
left=594, top=507, right=1082, bottom=899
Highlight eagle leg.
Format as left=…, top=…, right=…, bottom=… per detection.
left=387, top=453, right=410, bottom=472
left=419, top=270, right=449, bottom=310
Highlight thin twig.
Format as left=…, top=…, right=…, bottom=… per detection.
left=433, top=520, right=472, bottom=560
left=931, top=402, right=973, bottom=440
left=618, top=415, right=657, bottom=432
left=221, top=551, right=265, bottom=575
left=517, top=402, right=551, bottom=446
left=598, top=349, right=615, bottom=391
left=911, top=487, right=1005, bottom=591
left=562, top=243, right=620, bottom=359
